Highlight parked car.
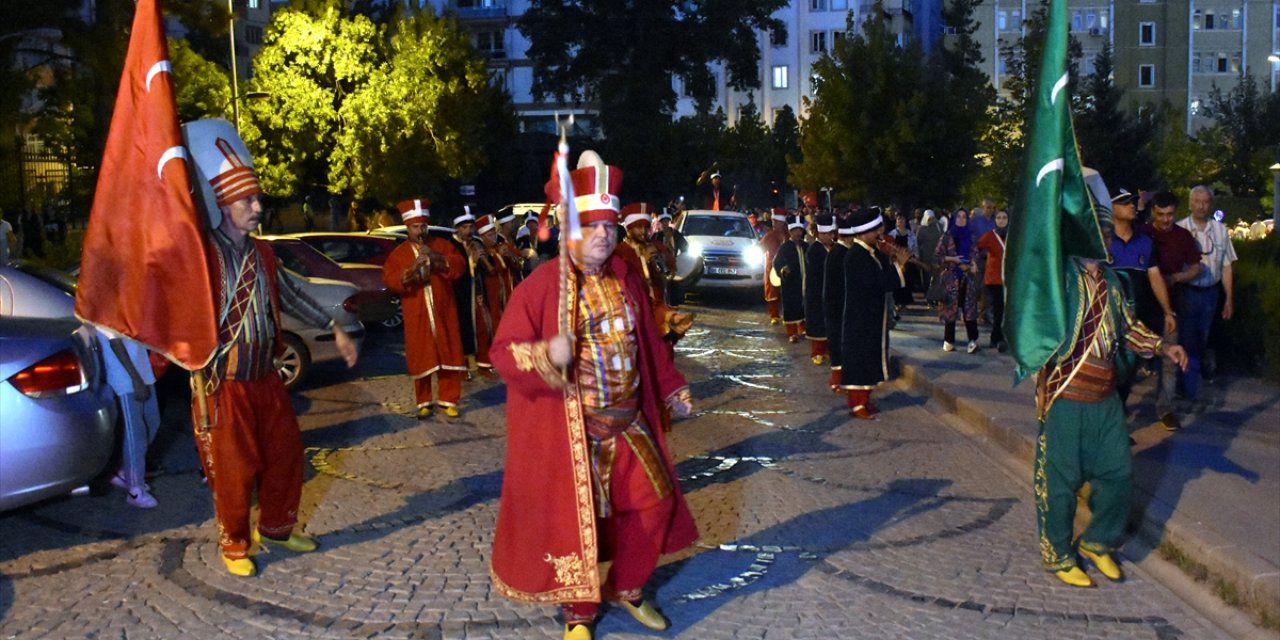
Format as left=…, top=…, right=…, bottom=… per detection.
left=276, top=269, right=366, bottom=390
left=259, top=235, right=399, bottom=328
left=9, top=260, right=362, bottom=391
left=0, top=267, right=117, bottom=512
left=676, top=210, right=764, bottom=291
left=287, top=231, right=403, bottom=267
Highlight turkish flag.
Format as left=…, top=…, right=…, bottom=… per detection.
left=74, top=0, right=217, bottom=371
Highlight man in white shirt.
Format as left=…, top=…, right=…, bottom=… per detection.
left=1175, top=185, right=1237, bottom=404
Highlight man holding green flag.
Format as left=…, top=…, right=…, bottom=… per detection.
left=1004, top=0, right=1188, bottom=588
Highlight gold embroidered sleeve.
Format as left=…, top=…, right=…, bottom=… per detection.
left=507, top=341, right=566, bottom=388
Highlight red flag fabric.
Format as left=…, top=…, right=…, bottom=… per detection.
left=74, top=0, right=217, bottom=370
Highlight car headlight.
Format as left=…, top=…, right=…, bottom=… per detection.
left=741, top=244, right=765, bottom=268
left=687, top=240, right=704, bottom=258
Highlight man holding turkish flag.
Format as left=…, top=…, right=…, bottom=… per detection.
left=74, top=0, right=217, bottom=370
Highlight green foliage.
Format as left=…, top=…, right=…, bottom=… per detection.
left=1218, top=235, right=1280, bottom=382
left=1074, top=44, right=1158, bottom=191
left=1202, top=75, right=1280, bottom=197
left=793, top=1, right=993, bottom=209
left=168, top=38, right=231, bottom=123
left=241, top=5, right=507, bottom=203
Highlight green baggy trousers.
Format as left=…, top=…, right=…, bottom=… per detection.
left=1033, top=394, right=1132, bottom=571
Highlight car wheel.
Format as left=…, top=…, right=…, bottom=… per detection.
left=279, top=333, right=311, bottom=390
left=380, top=299, right=403, bottom=330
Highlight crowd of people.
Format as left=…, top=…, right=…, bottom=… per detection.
left=56, top=109, right=1248, bottom=638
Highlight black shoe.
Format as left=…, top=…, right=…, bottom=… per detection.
left=1160, top=413, right=1181, bottom=431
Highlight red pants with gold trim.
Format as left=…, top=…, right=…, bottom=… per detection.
left=193, top=374, right=303, bottom=559
left=784, top=320, right=806, bottom=338
left=766, top=298, right=780, bottom=320
left=809, top=339, right=828, bottom=359
left=414, top=370, right=463, bottom=408
left=562, top=439, right=675, bottom=625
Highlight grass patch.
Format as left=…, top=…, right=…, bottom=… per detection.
left=1158, top=540, right=1280, bottom=631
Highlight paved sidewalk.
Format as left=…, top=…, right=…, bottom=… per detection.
left=888, top=306, right=1280, bottom=628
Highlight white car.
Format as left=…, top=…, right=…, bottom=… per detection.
left=676, top=210, right=766, bottom=291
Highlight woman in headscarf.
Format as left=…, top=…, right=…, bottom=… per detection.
left=935, top=207, right=980, bottom=353
left=976, top=209, right=1010, bottom=352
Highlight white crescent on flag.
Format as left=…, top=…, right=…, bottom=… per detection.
left=156, top=146, right=188, bottom=180
left=1051, top=73, right=1068, bottom=105
left=1036, top=158, right=1064, bottom=187
left=145, top=60, right=172, bottom=92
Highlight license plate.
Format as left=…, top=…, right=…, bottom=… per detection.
left=709, top=267, right=738, bottom=275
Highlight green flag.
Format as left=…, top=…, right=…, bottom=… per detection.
left=1004, top=0, right=1107, bottom=383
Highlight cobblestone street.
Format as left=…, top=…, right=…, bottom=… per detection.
left=0, top=292, right=1231, bottom=639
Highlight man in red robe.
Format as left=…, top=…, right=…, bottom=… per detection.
left=490, top=154, right=698, bottom=640
left=760, top=209, right=788, bottom=324
left=382, top=199, right=467, bottom=418
left=476, top=214, right=515, bottom=347
left=617, top=203, right=694, bottom=355
left=183, top=119, right=358, bottom=577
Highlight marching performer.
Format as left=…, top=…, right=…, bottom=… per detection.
left=804, top=213, right=836, bottom=364
left=760, top=209, right=787, bottom=324
left=772, top=214, right=808, bottom=343
left=381, top=199, right=468, bottom=418
left=824, top=215, right=857, bottom=391
left=838, top=207, right=908, bottom=420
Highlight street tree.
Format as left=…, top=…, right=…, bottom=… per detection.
left=1074, top=43, right=1159, bottom=191
left=240, top=4, right=506, bottom=203
left=1202, top=75, right=1280, bottom=197
left=793, top=3, right=992, bottom=208
left=518, top=0, right=787, bottom=194
left=168, top=37, right=231, bottom=124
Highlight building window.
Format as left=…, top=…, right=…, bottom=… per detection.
left=831, top=0, right=848, bottom=9
left=247, top=0, right=259, bottom=8
left=773, top=65, right=789, bottom=89
left=811, top=31, right=827, bottom=54
left=475, top=30, right=505, bottom=58
left=1204, top=11, right=1216, bottom=29
left=1217, top=53, right=1229, bottom=73
left=1193, top=9, right=1202, bottom=29
left=771, top=28, right=787, bottom=47
left=997, top=10, right=1007, bottom=30
left=1227, top=9, right=1242, bottom=29
left=1080, top=51, right=1097, bottom=75
left=245, top=25, right=263, bottom=45
left=1138, top=64, right=1155, bottom=87
left=1139, top=22, right=1155, bottom=45
left=1192, top=52, right=1201, bottom=73
left=811, top=0, right=828, bottom=10
left=1071, top=10, right=1083, bottom=31
left=1231, top=53, right=1242, bottom=73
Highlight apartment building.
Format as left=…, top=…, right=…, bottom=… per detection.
left=419, top=0, right=933, bottom=130
left=968, top=0, right=1280, bottom=132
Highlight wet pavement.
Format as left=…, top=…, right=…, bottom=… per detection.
left=0, top=289, right=1238, bottom=639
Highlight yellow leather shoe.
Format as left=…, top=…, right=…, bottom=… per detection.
left=1053, top=566, right=1095, bottom=588
left=769, top=317, right=780, bottom=325
left=444, top=406, right=460, bottom=418
left=563, top=624, right=592, bottom=640
left=811, top=355, right=826, bottom=365
left=618, top=600, right=668, bottom=631
left=416, top=406, right=431, bottom=419
left=1080, top=548, right=1123, bottom=581
left=222, top=555, right=255, bottom=577
left=252, top=529, right=318, bottom=553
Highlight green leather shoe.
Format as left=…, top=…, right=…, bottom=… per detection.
left=252, top=529, right=318, bottom=553
left=618, top=600, right=668, bottom=631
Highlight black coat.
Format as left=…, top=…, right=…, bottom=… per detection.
left=449, top=235, right=478, bottom=356
left=772, top=238, right=807, bottom=323
left=804, top=241, right=831, bottom=339
left=840, top=240, right=904, bottom=388
left=824, top=242, right=850, bottom=367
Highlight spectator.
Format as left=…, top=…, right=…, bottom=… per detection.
left=936, top=207, right=980, bottom=353
left=0, top=207, right=15, bottom=265
left=1144, top=191, right=1200, bottom=431
left=916, top=209, right=945, bottom=301
left=976, top=209, right=1010, bottom=352
left=1176, top=185, right=1236, bottom=406
left=99, top=328, right=161, bottom=508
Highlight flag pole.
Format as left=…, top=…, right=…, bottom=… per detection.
left=556, top=117, right=572, bottom=380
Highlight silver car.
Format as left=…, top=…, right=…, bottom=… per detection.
left=676, top=210, right=766, bottom=291
left=277, top=269, right=365, bottom=390
left=0, top=267, right=116, bottom=512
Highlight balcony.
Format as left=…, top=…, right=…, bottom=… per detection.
left=454, top=1, right=506, bottom=19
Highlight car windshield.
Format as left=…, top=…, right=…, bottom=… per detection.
left=683, top=216, right=756, bottom=239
